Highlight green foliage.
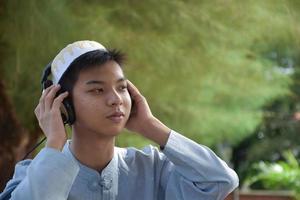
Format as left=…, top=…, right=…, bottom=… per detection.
left=244, top=151, right=300, bottom=199
left=232, top=45, right=300, bottom=184
left=0, top=0, right=298, bottom=149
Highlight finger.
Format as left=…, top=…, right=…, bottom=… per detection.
left=39, top=84, right=55, bottom=113
left=44, top=84, right=61, bottom=111
left=34, top=105, right=40, bottom=119
left=41, top=84, right=55, bottom=99
left=52, top=91, right=69, bottom=111
left=127, top=80, right=147, bottom=106
left=127, top=80, right=142, bottom=99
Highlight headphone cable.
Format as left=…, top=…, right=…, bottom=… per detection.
left=21, top=136, right=46, bottom=160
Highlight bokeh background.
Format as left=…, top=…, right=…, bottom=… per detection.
left=0, top=0, right=300, bottom=198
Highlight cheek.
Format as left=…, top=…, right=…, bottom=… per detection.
left=123, top=93, right=132, bottom=113
left=72, top=98, right=85, bottom=118
left=123, top=93, right=132, bottom=116
left=72, top=94, right=97, bottom=116
left=73, top=94, right=85, bottom=109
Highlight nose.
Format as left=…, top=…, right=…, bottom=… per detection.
left=107, top=90, right=122, bottom=107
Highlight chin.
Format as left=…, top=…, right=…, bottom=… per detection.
left=101, top=125, right=124, bottom=137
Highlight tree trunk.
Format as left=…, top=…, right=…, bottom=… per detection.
left=0, top=80, right=29, bottom=191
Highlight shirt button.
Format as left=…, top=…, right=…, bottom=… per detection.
left=100, top=179, right=112, bottom=190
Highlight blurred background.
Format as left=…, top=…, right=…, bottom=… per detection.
left=0, top=0, right=299, bottom=198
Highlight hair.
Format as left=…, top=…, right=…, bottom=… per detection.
left=58, top=49, right=126, bottom=97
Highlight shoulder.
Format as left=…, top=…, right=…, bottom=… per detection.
left=0, top=159, right=32, bottom=196
left=12, top=159, right=32, bottom=179
left=117, top=145, right=165, bottom=159
left=115, top=145, right=167, bottom=170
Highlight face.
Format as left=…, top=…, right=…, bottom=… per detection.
left=71, top=61, right=132, bottom=138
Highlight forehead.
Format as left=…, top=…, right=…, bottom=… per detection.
left=77, top=61, right=125, bottom=83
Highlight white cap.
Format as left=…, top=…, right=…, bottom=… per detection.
left=51, top=40, right=107, bottom=84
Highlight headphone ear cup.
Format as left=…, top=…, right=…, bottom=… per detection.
left=43, top=80, right=53, bottom=90
left=56, top=87, right=76, bottom=125
left=59, top=101, right=69, bottom=124
left=61, top=98, right=76, bottom=125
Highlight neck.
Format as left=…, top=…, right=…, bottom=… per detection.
left=70, top=127, right=115, bottom=172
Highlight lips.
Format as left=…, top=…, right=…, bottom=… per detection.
left=107, top=111, right=125, bottom=123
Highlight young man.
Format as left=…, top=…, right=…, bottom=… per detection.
left=0, top=41, right=238, bottom=200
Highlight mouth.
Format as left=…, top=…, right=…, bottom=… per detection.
left=106, top=111, right=125, bottom=123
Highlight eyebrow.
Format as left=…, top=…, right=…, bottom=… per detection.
left=85, top=77, right=127, bottom=85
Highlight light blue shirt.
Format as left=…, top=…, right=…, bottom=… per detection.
left=0, top=130, right=238, bottom=200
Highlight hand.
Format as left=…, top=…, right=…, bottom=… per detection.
left=125, top=80, right=153, bottom=133
left=34, top=84, right=69, bottom=150
left=125, top=81, right=171, bottom=147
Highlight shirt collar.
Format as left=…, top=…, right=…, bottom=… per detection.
left=62, top=140, right=119, bottom=191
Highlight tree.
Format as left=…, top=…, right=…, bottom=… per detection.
left=233, top=45, right=300, bottom=184
left=0, top=79, right=29, bottom=191
left=0, top=0, right=298, bottom=171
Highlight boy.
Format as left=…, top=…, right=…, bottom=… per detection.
left=0, top=40, right=238, bottom=200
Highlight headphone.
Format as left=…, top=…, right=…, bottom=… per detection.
left=41, top=62, right=76, bottom=125
left=21, top=62, right=76, bottom=160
